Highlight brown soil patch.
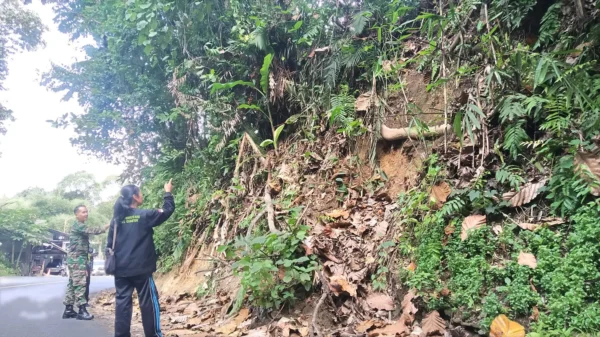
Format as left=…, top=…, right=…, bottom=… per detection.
left=379, top=147, right=422, bottom=198
left=385, top=69, right=464, bottom=129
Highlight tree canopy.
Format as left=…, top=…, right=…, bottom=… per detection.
left=0, top=0, right=45, bottom=139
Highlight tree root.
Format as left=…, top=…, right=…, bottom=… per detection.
left=311, top=293, right=328, bottom=337
left=245, top=209, right=266, bottom=239
left=311, top=271, right=334, bottom=337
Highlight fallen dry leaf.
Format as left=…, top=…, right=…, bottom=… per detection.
left=278, top=267, right=286, bottom=280
left=444, top=225, right=455, bottom=235
left=166, top=329, right=204, bottom=336
left=574, top=150, right=600, bottom=196
left=401, top=289, right=418, bottom=319
left=246, top=327, right=269, bottom=337
left=530, top=278, right=538, bottom=293
left=298, top=326, right=309, bottom=337
left=367, top=316, right=410, bottom=337
left=277, top=317, right=295, bottom=337
left=569, top=42, right=592, bottom=57
left=461, top=215, right=486, bottom=241
left=382, top=60, right=393, bottom=72
left=439, top=288, right=451, bottom=297
left=519, top=217, right=565, bottom=231
left=502, top=180, right=547, bottom=207
left=430, top=182, right=451, bottom=209
left=374, top=221, right=389, bottom=238
left=406, top=262, right=416, bottom=272
left=355, top=92, right=372, bottom=111
left=329, top=276, right=357, bottom=297
left=518, top=252, right=537, bottom=269
left=215, top=308, right=250, bottom=335
left=517, top=222, right=539, bottom=231
left=489, top=314, right=525, bottom=337
left=355, top=320, right=377, bottom=333
left=530, top=306, right=539, bottom=321
left=541, top=217, right=565, bottom=226
left=366, top=293, right=395, bottom=311
left=325, top=209, right=350, bottom=219
left=421, top=311, right=446, bottom=336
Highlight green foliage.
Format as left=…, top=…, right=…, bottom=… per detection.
left=34, top=0, right=600, bottom=330
left=496, top=165, right=526, bottom=191
left=0, top=254, right=17, bottom=276
left=490, top=0, right=537, bottom=31
left=0, top=0, right=45, bottom=138
left=327, top=85, right=367, bottom=137
left=531, top=203, right=600, bottom=331
left=535, top=3, right=562, bottom=49
left=227, top=222, right=317, bottom=309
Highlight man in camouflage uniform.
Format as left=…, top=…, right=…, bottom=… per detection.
left=62, top=205, right=109, bottom=320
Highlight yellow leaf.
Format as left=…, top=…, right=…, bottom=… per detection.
left=489, top=314, right=525, bottom=337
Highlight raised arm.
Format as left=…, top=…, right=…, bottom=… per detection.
left=73, top=222, right=109, bottom=235
left=145, top=192, right=175, bottom=228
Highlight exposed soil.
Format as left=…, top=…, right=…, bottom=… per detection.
left=379, top=146, right=423, bottom=198
left=384, top=69, right=464, bottom=129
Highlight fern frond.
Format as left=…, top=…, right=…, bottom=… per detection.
left=498, top=95, right=527, bottom=123
left=351, top=11, right=372, bottom=36
left=324, top=54, right=341, bottom=87
left=440, top=199, right=466, bottom=217
left=496, top=165, right=526, bottom=190
left=503, top=123, right=529, bottom=160
left=251, top=26, right=268, bottom=51
left=534, top=3, right=562, bottom=48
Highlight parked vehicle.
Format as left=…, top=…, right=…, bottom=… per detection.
left=92, top=260, right=105, bottom=276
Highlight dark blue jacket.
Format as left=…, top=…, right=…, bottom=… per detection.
left=106, top=192, right=175, bottom=277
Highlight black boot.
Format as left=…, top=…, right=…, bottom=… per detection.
left=76, top=305, right=94, bottom=320
left=62, top=305, right=77, bottom=319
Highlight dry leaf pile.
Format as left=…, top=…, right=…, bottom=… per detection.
left=92, top=289, right=257, bottom=337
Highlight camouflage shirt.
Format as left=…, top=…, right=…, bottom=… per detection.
left=68, top=221, right=106, bottom=260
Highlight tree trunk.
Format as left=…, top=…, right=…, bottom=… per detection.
left=11, top=242, right=15, bottom=266
left=15, top=243, right=25, bottom=273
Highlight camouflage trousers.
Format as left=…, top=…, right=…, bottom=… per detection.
left=63, top=256, right=88, bottom=307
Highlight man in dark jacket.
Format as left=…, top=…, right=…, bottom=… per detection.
left=107, top=180, right=175, bottom=337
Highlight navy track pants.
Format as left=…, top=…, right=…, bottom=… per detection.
left=114, top=273, right=163, bottom=337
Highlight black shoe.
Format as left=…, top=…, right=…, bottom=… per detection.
left=62, top=305, right=77, bottom=319
left=76, top=305, right=94, bottom=320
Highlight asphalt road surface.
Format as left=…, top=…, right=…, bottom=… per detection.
left=0, top=276, right=115, bottom=337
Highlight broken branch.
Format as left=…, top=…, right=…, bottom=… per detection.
left=381, top=124, right=451, bottom=141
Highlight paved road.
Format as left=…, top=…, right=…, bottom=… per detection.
left=0, top=276, right=115, bottom=337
